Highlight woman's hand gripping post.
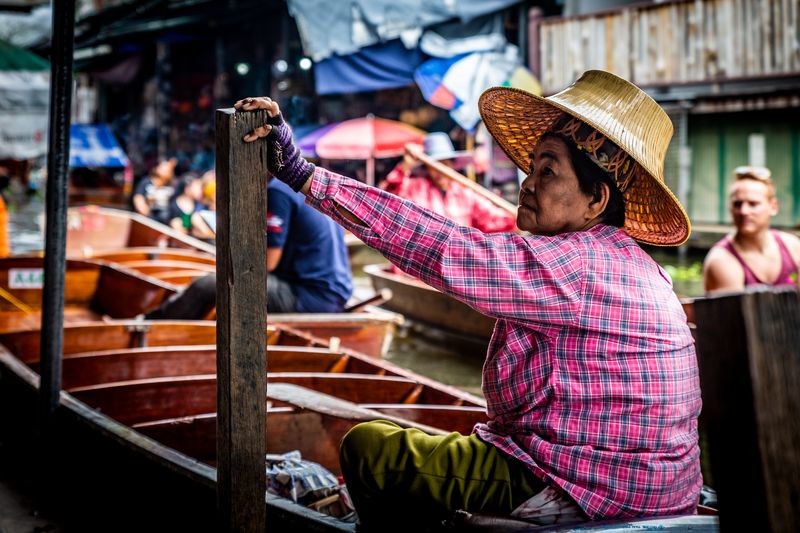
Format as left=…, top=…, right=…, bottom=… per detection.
left=234, top=97, right=366, bottom=226
left=234, top=97, right=315, bottom=194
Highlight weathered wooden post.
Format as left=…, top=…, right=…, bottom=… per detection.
left=215, top=107, right=268, bottom=531
left=694, top=287, right=800, bottom=533
left=39, top=0, right=74, bottom=434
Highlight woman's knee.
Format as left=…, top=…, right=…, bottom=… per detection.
left=340, top=420, right=398, bottom=464
left=339, top=420, right=402, bottom=471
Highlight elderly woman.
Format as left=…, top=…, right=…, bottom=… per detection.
left=236, top=70, right=701, bottom=530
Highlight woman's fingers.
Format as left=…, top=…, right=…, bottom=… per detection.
left=243, top=124, right=272, bottom=142
left=234, top=97, right=280, bottom=117
left=235, top=97, right=281, bottom=141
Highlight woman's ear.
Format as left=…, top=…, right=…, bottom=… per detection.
left=586, top=181, right=610, bottom=221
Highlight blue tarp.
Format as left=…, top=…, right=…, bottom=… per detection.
left=69, top=124, right=129, bottom=168
left=288, top=0, right=524, bottom=61
left=315, top=40, right=424, bottom=95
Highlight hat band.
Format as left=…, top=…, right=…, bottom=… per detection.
left=552, top=116, right=638, bottom=194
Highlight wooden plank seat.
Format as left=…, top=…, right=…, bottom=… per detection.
left=34, top=346, right=373, bottom=389
left=44, top=344, right=478, bottom=406
left=68, top=372, right=458, bottom=426
left=70, top=375, right=218, bottom=425
left=86, top=247, right=216, bottom=265
left=132, top=383, right=458, bottom=474
left=149, top=270, right=209, bottom=286
left=16, top=342, right=482, bottom=409
left=117, top=260, right=217, bottom=275
left=362, top=404, right=486, bottom=436
left=133, top=407, right=469, bottom=474
left=0, top=321, right=218, bottom=363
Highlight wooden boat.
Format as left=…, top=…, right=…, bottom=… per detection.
left=65, top=205, right=217, bottom=257
left=0, top=257, right=399, bottom=357
left=13, top=339, right=485, bottom=430
left=0, top=257, right=175, bottom=331
left=0, top=317, right=485, bottom=531
left=364, top=263, right=496, bottom=345
left=63, top=205, right=217, bottom=287
left=0, top=335, right=718, bottom=531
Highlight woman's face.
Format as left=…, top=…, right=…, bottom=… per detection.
left=186, top=179, right=204, bottom=201
left=517, top=136, right=596, bottom=235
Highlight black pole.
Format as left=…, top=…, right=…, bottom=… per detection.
left=39, top=0, right=75, bottom=424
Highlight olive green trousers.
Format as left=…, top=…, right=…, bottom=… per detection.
left=339, top=420, right=545, bottom=531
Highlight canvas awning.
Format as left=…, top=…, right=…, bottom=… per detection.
left=69, top=124, right=130, bottom=168
left=0, top=39, right=49, bottom=160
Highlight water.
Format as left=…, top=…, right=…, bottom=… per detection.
left=385, top=330, right=484, bottom=397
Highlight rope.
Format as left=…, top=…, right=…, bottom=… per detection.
left=0, top=286, right=33, bottom=314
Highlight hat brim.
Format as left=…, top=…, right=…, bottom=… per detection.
left=479, top=87, right=690, bottom=246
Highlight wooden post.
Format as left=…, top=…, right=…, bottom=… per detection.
left=39, top=0, right=74, bottom=434
left=215, top=107, right=268, bottom=531
left=694, top=287, right=800, bottom=533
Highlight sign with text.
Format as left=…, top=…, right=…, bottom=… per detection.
left=8, top=268, right=43, bottom=289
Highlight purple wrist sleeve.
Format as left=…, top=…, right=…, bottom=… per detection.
left=267, top=114, right=315, bottom=192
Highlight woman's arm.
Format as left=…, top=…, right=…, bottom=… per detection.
left=236, top=97, right=582, bottom=328
left=307, top=167, right=582, bottom=328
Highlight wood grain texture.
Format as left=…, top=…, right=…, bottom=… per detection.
left=215, top=107, right=267, bottom=532
left=694, top=288, right=800, bottom=533
left=537, top=0, right=800, bottom=93
left=741, top=289, right=800, bottom=533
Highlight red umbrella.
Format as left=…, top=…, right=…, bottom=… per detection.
left=304, top=115, right=425, bottom=185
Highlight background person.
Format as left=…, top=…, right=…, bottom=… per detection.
left=236, top=69, right=701, bottom=531
left=144, top=175, right=352, bottom=319
left=266, top=176, right=353, bottom=313
left=382, top=132, right=516, bottom=233
left=703, top=166, right=800, bottom=292
left=132, top=158, right=177, bottom=224
left=167, top=172, right=206, bottom=235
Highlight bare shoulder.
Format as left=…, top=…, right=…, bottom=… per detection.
left=703, top=245, right=744, bottom=293
left=776, top=230, right=800, bottom=259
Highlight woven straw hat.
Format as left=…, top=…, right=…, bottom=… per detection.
left=479, top=70, right=690, bottom=246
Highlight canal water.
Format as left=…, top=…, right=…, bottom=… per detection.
left=9, top=195, right=705, bottom=398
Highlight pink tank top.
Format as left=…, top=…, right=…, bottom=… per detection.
left=716, top=230, right=799, bottom=286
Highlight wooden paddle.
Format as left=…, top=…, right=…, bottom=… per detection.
left=404, top=143, right=518, bottom=216
left=344, top=288, right=393, bottom=313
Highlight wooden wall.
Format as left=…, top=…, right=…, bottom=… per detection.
left=687, top=109, right=800, bottom=226
left=539, top=0, right=800, bottom=93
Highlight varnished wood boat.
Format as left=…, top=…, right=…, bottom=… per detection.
left=66, top=205, right=217, bottom=256
left=0, top=317, right=485, bottom=531
left=0, top=257, right=175, bottom=331
left=0, top=257, right=398, bottom=357
left=364, top=263, right=496, bottom=346
left=64, top=205, right=215, bottom=286
left=0, top=333, right=717, bottom=531
left=13, top=339, right=485, bottom=432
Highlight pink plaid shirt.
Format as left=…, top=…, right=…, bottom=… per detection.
left=307, top=168, right=702, bottom=519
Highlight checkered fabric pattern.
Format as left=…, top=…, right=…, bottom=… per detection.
left=306, top=167, right=702, bottom=520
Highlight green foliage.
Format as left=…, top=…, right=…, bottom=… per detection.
left=662, top=262, right=703, bottom=282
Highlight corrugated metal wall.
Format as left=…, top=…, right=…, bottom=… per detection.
left=687, top=109, right=800, bottom=227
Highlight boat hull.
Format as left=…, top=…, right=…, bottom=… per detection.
left=364, top=263, right=495, bottom=345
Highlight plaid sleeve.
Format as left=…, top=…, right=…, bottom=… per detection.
left=306, top=167, right=583, bottom=328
